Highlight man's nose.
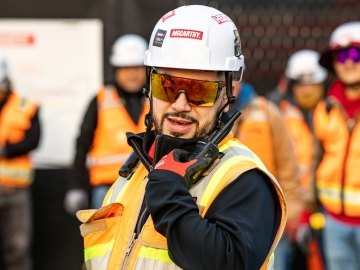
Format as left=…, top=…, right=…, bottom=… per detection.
left=171, top=92, right=192, bottom=112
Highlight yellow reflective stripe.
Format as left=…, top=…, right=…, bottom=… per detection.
left=113, top=165, right=147, bottom=202
left=266, top=253, right=274, bottom=270
left=201, top=141, right=254, bottom=206
left=84, top=239, right=114, bottom=262
left=220, top=140, right=258, bottom=161
left=138, top=246, right=173, bottom=263
left=219, top=140, right=236, bottom=152
left=200, top=156, right=240, bottom=206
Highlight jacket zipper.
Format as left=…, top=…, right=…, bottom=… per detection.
left=121, top=205, right=150, bottom=269
left=121, top=232, right=136, bottom=270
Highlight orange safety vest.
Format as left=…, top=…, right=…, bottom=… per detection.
left=313, top=100, right=360, bottom=217
left=78, top=137, right=287, bottom=270
left=280, top=100, right=315, bottom=188
left=0, top=92, right=38, bottom=188
left=233, top=97, right=277, bottom=177
left=87, top=86, right=149, bottom=186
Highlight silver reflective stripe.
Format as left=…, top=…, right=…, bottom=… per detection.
left=85, top=250, right=111, bottom=270
left=345, top=190, right=360, bottom=205
left=110, top=176, right=128, bottom=203
left=98, top=87, right=123, bottom=109
left=134, top=258, right=182, bottom=270
left=318, top=188, right=341, bottom=201
left=266, top=254, right=274, bottom=270
left=0, top=166, right=32, bottom=180
left=87, top=154, right=130, bottom=166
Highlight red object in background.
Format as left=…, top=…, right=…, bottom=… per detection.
left=0, top=32, right=35, bottom=46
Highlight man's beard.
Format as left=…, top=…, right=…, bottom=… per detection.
left=153, top=111, right=216, bottom=138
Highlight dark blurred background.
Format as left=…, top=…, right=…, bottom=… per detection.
left=1, top=0, right=359, bottom=93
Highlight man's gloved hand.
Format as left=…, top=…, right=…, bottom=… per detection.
left=154, top=145, right=218, bottom=188
left=64, top=189, right=89, bottom=215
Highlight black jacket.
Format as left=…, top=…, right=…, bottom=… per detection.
left=145, top=168, right=281, bottom=270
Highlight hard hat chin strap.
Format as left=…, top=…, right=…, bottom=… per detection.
left=214, top=71, right=236, bottom=131
left=143, top=67, right=154, bottom=132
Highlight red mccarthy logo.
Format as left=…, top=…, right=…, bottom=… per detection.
left=170, top=29, right=203, bottom=40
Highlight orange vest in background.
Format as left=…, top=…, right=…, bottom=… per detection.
left=233, top=97, right=277, bottom=177
left=313, top=101, right=360, bottom=217
left=0, top=93, right=38, bottom=188
left=280, top=100, right=314, bottom=188
left=88, top=86, right=149, bottom=186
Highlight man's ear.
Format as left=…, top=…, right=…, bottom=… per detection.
left=221, top=91, right=230, bottom=112
left=232, top=80, right=241, bottom=97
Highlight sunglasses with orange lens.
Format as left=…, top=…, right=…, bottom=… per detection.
left=151, top=72, right=225, bottom=107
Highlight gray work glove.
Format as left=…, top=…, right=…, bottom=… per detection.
left=64, top=189, right=89, bottom=215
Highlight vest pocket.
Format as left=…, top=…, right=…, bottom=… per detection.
left=77, top=203, right=124, bottom=269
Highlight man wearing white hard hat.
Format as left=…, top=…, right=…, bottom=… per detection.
left=317, top=21, right=360, bottom=270
left=0, top=52, right=41, bottom=270
left=277, top=49, right=329, bottom=270
left=77, top=5, right=286, bottom=269
left=64, top=34, right=149, bottom=212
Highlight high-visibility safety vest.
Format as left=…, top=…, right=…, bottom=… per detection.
left=87, top=86, right=149, bottom=186
left=232, top=97, right=277, bottom=178
left=312, top=100, right=360, bottom=217
left=77, top=138, right=287, bottom=270
left=0, top=93, right=38, bottom=188
left=280, top=100, right=315, bottom=188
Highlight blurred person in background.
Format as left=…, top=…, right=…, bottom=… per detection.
left=64, top=34, right=149, bottom=213
left=267, top=73, right=289, bottom=105
left=0, top=52, right=41, bottom=270
left=279, top=49, right=329, bottom=270
left=317, top=21, right=360, bottom=270
left=229, top=77, right=303, bottom=270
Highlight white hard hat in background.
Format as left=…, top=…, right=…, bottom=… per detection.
left=109, top=34, right=148, bottom=67
left=286, top=49, right=328, bottom=84
left=320, top=21, right=360, bottom=71
left=144, top=5, right=244, bottom=72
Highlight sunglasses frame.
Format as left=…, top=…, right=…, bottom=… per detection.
left=334, top=47, right=360, bottom=64
left=150, top=68, right=225, bottom=107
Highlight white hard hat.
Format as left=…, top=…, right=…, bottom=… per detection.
left=320, top=21, right=360, bottom=71
left=286, top=50, right=327, bottom=84
left=109, top=34, right=148, bottom=67
left=144, top=5, right=244, bottom=72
